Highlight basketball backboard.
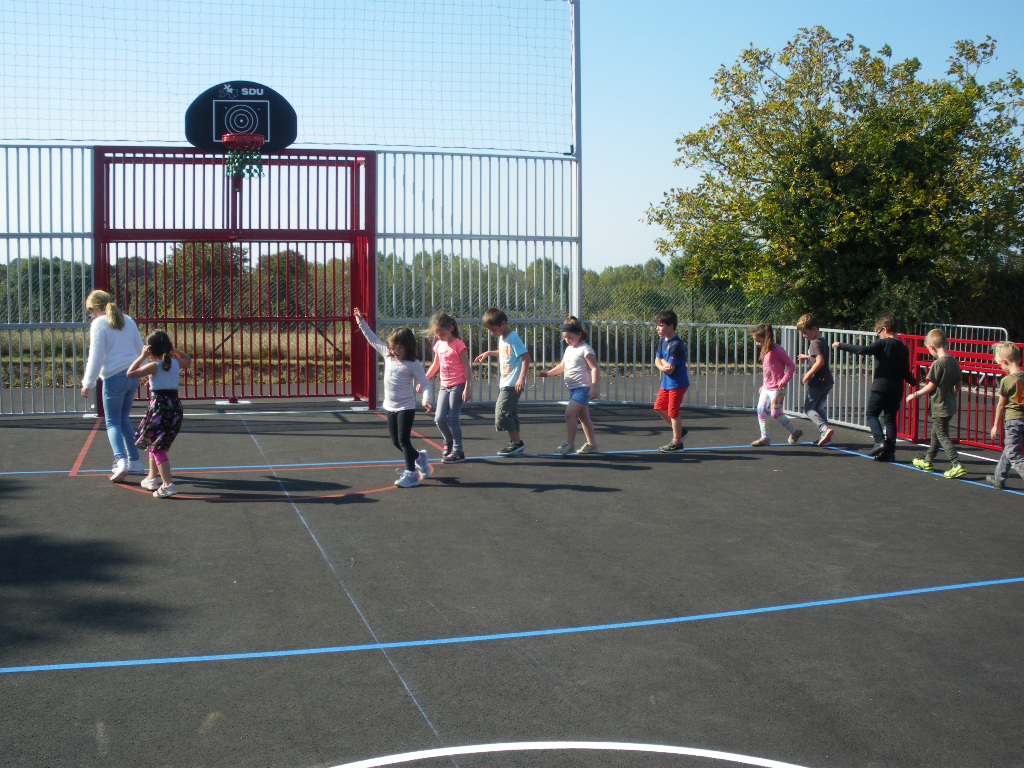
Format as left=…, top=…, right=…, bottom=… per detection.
left=185, top=81, right=297, bottom=153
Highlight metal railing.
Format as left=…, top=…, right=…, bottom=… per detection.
left=377, top=319, right=878, bottom=433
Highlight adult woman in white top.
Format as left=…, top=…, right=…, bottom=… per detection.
left=80, top=290, right=145, bottom=481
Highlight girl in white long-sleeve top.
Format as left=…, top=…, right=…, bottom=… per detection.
left=353, top=308, right=434, bottom=488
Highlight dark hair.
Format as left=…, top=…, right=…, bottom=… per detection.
left=654, top=309, right=677, bottom=328
left=147, top=330, right=174, bottom=371
left=875, top=313, right=899, bottom=334
left=482, top=307, right=508, bottom=328
left=562, top=315, right=587, bottom=342
left=387, top=327, right=419, bottom=361
left=751, top=323, right=776, bottom=361
left=430, top=312, right=460, bottom=339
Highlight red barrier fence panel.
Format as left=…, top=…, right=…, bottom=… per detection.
left=899, top=335, right=1023, bottom=452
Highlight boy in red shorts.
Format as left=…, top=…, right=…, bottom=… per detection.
left=653, top=309, right=690, bottom=452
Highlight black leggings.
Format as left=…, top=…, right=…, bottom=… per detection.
left=387, top=408, right=418, bottom=471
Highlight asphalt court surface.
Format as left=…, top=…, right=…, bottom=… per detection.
left=0, top=400, right=1022, bottom=768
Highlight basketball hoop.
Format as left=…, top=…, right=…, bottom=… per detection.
left=222, top=132, right=265, bottom=178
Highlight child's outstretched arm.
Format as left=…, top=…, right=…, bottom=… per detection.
left=425, top=358, right=440, bottom=380
left=516, top=352, right=531, bottom=393
left=352, top=307, right=389, bottom=358
left=777, top=347, right=796, bottom=387
left=172, top=347, right=193, bottom=370
left=413, top=362, right=434, bottom=413
left=800, top=352, right=826, bottom=384
left=460, top=348, right=472, bottom=402
left=126, top=346, right=157, bottom=380
left=992, top=393, right=1008, bottom=441
left=473, top=349, right=498, bottom=363
left=537, top=362, right=565, bottom=379
left=906, top=380, right=936, bottom=404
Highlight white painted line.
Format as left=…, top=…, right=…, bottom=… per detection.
left=327, top=741, right=813, bottom=768
left=214, top=400, right=252, bottom=405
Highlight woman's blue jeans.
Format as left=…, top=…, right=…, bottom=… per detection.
left=102, top=370, right=141, bottom=464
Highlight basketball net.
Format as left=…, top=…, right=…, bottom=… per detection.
left=222, top=132, right=265, bottom=178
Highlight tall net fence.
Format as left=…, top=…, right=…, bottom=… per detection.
left=0, top=0, right=575, bottom=155
left=582, top=276, right=790, bottom=326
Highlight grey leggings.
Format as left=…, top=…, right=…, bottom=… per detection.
left=925, top=415, right=959, bottom=464
left=435, top=382, right=465, bottom=450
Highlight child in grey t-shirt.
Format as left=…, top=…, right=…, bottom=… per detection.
left=906, top=329, right=964, bottom=478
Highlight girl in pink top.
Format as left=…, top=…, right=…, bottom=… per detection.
left=750, top=323, right=804, bottom=447
left=425, top=312, right=472, bottom=463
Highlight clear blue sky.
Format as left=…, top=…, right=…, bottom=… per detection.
left=580, top=0, right=1024, bottom=272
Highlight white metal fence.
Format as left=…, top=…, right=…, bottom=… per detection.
left=382, top=319, right=879, bottom=433
left=0, top=144, right=1011, bottom=430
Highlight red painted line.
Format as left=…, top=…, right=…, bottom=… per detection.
left=69, top=419, right=103, bottom=477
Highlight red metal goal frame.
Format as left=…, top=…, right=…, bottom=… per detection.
left=92, top=146, right=378, bottom=407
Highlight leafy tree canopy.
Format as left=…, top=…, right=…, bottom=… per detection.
left=647, top=27, right=1024, bottom=327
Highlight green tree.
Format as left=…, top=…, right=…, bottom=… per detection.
left=0, top=257, right=92, bottom=322
left=647, top=27, right=1024, bottom=327
left=159, top=243, right=250, bottom=320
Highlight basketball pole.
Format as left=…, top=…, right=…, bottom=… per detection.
left=569, top=0, right=583, bottom=320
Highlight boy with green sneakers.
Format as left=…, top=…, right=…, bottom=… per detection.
left=905, top=329, right=965, bottom=478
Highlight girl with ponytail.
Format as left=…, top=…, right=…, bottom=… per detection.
left=750, top=323, right=804, bottom=447
left=127, top=330, right=192, bottom=498
left=81, top=290, right=145, bottom=481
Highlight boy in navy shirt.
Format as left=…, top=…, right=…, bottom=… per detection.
left=653, top=309, right=690, bottom=452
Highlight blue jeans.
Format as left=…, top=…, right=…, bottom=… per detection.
left=102, top=370, right=141, bottom=464
left=866, top=389, right=902, bottom=451
left=435, top=383, right=465, bottom=451
left=803, top=382, right=833, bottom=435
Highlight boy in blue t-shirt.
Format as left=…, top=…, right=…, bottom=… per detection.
left=475, top=307, right=531, bottom=456
left=653, top=309, right=690, bottom=452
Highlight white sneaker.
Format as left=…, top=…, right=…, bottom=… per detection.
left=110, top=460, right=129, bottom=482
left=140, top=476, right=161, bottom=491
left=127, top=459, right=147, bottom=475
left=553, top=442, right=573, bottom=455
left=394, top=469, right=420, bottom=488
left=415, top=449, right=432, bottom=479
left=153, top=483, right=178, bottom=498
left=576, top=443, right=598, bottom=454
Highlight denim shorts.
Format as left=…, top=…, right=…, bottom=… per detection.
left=568, top=386, right=590, bottom=405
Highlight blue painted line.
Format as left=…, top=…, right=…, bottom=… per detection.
left=824, top=445, right=1024, bottom=496
left=3, top=576, right=1021, bottom=676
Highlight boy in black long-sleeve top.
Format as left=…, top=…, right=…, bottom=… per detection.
left=832, top=314, right=917, bottom=462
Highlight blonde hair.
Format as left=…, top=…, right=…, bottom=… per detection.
left=85, top=289, right=125, bottom=331
left=751, top=323, right=776, bottom=361
left=925, top=329, right=948, bottom=350
left=795, top=314, right=818, bottom=332
left=992, top=342, right=1021, bottom=365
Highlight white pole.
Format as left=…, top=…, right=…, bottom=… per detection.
left=569, top=0, right=583, bottom=318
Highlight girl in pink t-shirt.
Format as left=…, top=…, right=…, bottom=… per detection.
left=425, top=312, right=472, bottom=463
left=750, top=323, right=804, bottom=447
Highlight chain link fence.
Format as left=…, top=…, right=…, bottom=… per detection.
left=583, top=279, right=790, bottom=326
